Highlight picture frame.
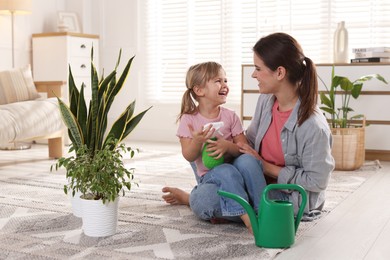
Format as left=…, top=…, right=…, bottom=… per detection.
left=58, top=12, right=81, bottom=33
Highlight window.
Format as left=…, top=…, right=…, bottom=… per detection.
left=143, top=0, right=390, bottom=104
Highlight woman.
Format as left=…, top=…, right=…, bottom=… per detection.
left=163, top=32, right=335, bottom=227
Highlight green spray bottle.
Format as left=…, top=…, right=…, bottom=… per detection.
left=202, top=122, right=224, bottom=169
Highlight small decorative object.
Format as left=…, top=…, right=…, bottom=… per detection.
left=58, top=11, right=80, bottom=33
left=57, top=19, right=69, bottom=32
left=333, top=21, right=349, bottom=63
left=319, top=66, right=388, bottom=170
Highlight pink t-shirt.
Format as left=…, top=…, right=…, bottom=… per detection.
left=177, top=107, right=244, bottom=176
left=261, top=100, right=292, bottom=166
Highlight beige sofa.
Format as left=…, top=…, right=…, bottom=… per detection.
left=0, top=66, right=65, bottom=158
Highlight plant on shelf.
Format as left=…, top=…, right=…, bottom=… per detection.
left=52, top=48, right=151, bottom=236
left=318, top=66, right=387, bottom=171
left=319, top=66, right=387, bottom=128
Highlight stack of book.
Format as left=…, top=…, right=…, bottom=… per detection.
left=351, top=47, right=390, bottom=63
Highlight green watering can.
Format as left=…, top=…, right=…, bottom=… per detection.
left=218, top=184, right=307, bottom=248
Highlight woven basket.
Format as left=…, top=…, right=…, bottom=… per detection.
left=331, top=120, right=365, bottom=171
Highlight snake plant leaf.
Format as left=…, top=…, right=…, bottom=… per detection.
left=90, top=62, right=100, bottom=152
left=121, top=106, right=152, bottom=141
left=68, top=66, right=80, bottom=116
left=104, top=55, right=135, bottom=119
left=57, top=97, right=83, bottom=150
left=98, top=71, right=116, bottom=100
left=77, top=83, right=88, bottom=140
left=105, top=101, right=136, bottom=146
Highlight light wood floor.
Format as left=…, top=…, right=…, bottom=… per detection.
left=276, top=161, right=390, bottom=260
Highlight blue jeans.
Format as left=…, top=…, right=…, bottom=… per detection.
left=189, top=154, right=267, bottom=221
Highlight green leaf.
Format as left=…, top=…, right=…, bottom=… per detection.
left=319, top=106, right=336, bottom=115
left=351, top=83, right=363, bottom=99
left=57, top=97, right=83, bottom=149
left=121, top=106, right=153, bottom=141
left=319, top=92, right=333, bottom=109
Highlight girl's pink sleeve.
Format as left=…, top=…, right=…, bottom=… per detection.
left=176, top=114, right=192, bottom=138
left=230, top=112, right=245, bottom=137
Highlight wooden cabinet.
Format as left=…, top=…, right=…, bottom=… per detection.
left=32, top=32, right=100, bottom=101
left=32, top=32, right=99, bottom=144
left=241, top=63, right=390, bottom=161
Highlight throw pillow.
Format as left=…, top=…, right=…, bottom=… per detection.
left=0, top=65, right=40, bottom=105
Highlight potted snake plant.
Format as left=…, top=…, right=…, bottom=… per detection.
left=319, top=66, right=387, bottom=170
left=52, top=48, right=151, bottom=237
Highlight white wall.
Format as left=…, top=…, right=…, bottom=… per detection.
left=93, top=0, right=186, bottom=143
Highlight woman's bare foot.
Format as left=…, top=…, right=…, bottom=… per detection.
left=240, top=213, right=253, bottom=234
left=162, top=187, right=190, bottom=205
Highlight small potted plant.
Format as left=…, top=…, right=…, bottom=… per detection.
left=52, top=48, right=151, bottom=236
left=319, top=66, right=387, bottom=170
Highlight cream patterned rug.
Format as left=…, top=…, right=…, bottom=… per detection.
left=0, top=144, right=381, bottom=259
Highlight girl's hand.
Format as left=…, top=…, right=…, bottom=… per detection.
left=188, top=124, right=215, bottom=144
left=237, top=142, right=262, bottom=160
left=205, top=137, right=229, bottom=159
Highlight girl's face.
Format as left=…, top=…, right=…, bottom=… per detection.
left=203, top=69, right=229, bottom=105
left=251, top=53, right=280, bottom=94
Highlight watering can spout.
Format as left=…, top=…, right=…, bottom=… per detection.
left=218, top=184, right=307, bottom=248
left=217, top=190, right=260, bottom=238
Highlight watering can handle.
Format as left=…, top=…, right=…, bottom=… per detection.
left=264, top=184, right=307, bottom=232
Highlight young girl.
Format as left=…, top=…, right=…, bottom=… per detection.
left=163, top=61, right=267, bottom=232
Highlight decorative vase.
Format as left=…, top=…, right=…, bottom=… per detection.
left=333, top=21, right=349, bottom=63
left=81, top=196, right=119, bottom=237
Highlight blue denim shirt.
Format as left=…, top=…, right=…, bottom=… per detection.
left=246, top=94, right=335, bottom=214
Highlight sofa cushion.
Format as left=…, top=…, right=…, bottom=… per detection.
left=0, top=65, right=40, bottom=105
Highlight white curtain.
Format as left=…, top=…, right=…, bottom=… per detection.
left=143, top=0, right=390, bottom=104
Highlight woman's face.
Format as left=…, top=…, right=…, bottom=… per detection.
left=251, top=53, right=279, bottom=94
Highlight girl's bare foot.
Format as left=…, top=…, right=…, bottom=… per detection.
left=162, top=187, right=190, bottom=205
left=240, top=213, right=253, bottom=234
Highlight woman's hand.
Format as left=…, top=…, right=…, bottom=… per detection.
left=237, top=142, right=262, bottom=160
left=237, top=142, right=281, bottom=178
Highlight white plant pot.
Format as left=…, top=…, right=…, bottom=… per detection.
left=70, top=191, right=83, bottom=218
left=81, top=196, right=119, bottom=237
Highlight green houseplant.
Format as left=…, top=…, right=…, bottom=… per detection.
left=52, top=48, right=151, bottom=236
left=319, top=66, right=387, bottom=170
left=319, top=66, right=387, bottom=128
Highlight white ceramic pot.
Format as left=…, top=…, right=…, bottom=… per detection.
left=70, top=191, right=83, bottom=218
left=81, top=196, right=119, bottom=237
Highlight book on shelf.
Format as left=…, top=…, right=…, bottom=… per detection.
left=352, top=47, right=390, bottom=53
left=350, top=57, right=390, bottom=63
left=354, top=52, right=390, bottom=58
